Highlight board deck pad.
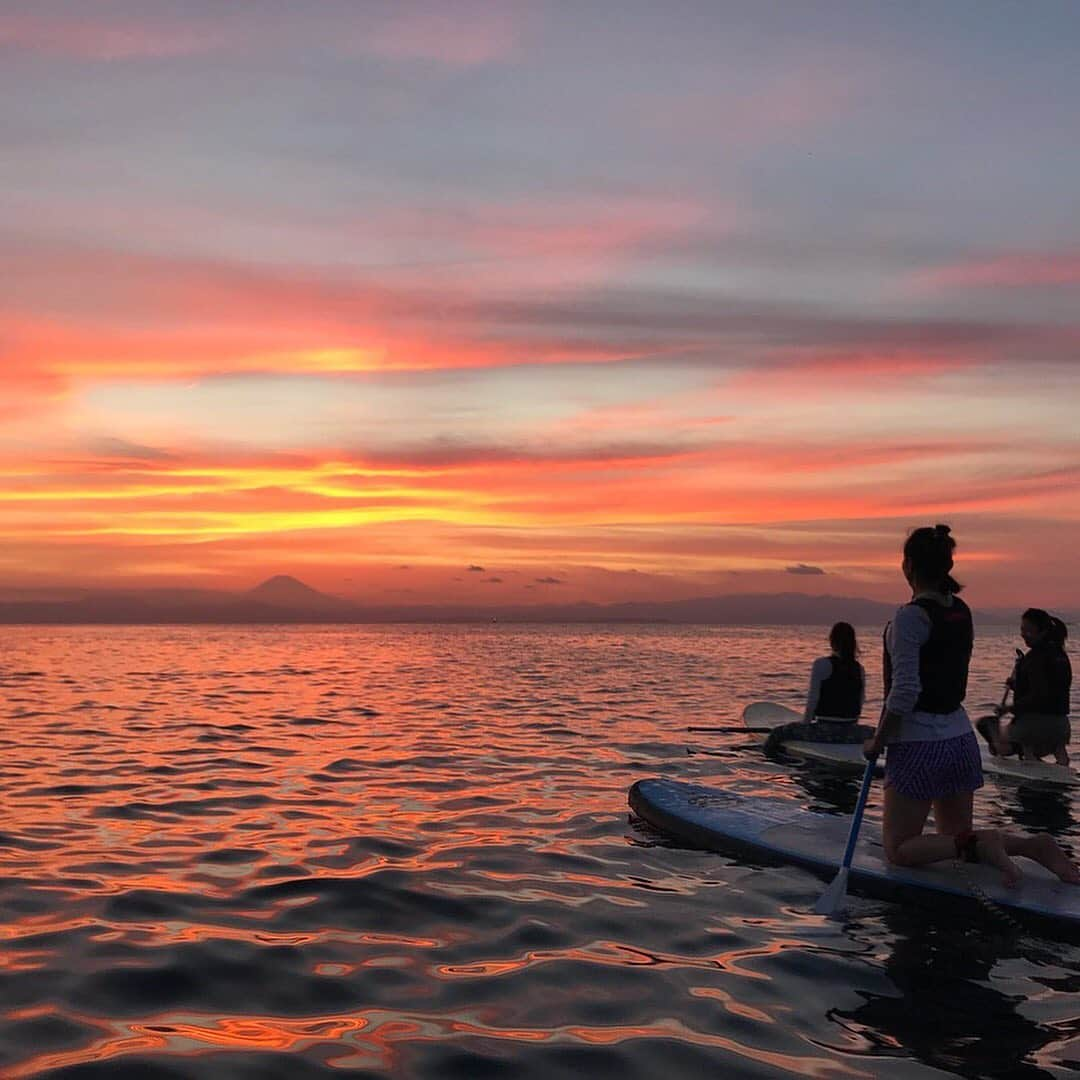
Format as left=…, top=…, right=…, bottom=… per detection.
left=629, top=777, right=1080, bottom=928
left=740, top=701, right=1079, bottom=788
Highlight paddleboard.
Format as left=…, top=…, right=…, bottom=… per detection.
left=741, top=702, right=882, bottom=776
left=982, top=756, right=1080, bottom=788
left=741, top=701, right=1080, bottom=789
left=742, top=701, right=801, bottom=728
left=629, top=777, right=1080, bottom=929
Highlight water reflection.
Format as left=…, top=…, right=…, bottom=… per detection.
left=783, top=764, right=863, bottom=816
left=829, top=909, right=1067, bottom=1078
left=1, top=624, right=1077, bottom=1077
left=1001, top=786, right=1077, bottom=835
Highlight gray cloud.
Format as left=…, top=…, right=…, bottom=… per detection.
left=786, top=563, right=826, bottom=575
left=87, top=436, right=174, bottom=461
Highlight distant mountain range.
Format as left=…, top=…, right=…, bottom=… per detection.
left=0, top=575, right=1043, bottom=625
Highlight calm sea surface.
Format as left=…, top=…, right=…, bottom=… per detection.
left=2, top=623, right=1079, bottom=1078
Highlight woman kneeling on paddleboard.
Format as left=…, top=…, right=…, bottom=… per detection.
left=988, top=609, right=1072, bottom=766
left=804, top=621, right=865, bottom=725
left=863, top=525, right=1080, bottom=888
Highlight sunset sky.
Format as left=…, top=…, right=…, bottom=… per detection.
left=3, top=0, right=1079, bottom=609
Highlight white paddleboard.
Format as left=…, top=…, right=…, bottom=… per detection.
left=629, top=777, right=1080, bottom=929
left=742, top=701, right=801, bottom=729
left=741, top=701, right=879, bottom=774
left=982, top=755, right=1080, bottom=787
left=741, top=701, right=1080, bottom=788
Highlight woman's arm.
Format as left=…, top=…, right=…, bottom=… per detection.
left=804, top=657, right=830, bottom=721
left=864, top=607, right=929, bottom=756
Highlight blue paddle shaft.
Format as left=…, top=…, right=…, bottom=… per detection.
left=840, top=756, right=878, bottom=870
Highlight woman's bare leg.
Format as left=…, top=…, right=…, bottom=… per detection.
left=968, top=830, right=1022, bottom=886
left=933, top=792, right=1023, bottom=885
left=882, top=786, right=951, bottom=866
left=1002, top=833, right=1080, bottom=883
left=883, top=788, right=1026, bottom=885
left=932, top=790, right=974, bottom=837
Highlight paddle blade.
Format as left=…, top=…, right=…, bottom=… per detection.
left=813, top=867, right=850, bottom=917
left=812, top=755, right=877, bottom=916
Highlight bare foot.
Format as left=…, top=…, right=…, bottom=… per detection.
left=975, top=832, right=1023, bottom=888
left=1019, top=834, right=1080, bottom=884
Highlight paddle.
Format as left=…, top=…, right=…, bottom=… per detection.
left=980, top=647, right=1023, bottom=754
left=995, top=649, right=1022, bottom=715
left=813, top=752, right=878, bottom=917
left=688, top=725, right=774, bottom=734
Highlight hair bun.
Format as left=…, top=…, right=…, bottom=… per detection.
left=933, top=523, right=951, bottom=538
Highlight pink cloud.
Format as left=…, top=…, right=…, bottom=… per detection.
left=724, top=346, right=982, bottom=396
left=916, top=251, right=1080, bottom=290
left=1, top=199, right=714, bottom=384
left=0, top=13, right=219, bottom=59
left=0, top=355, right=68, bottom=421
left=0, top=8, right=524, bottom=66
left=637, top=53, right=866, bottom=147
left=359, top=7, right=524, bottom=67
left=893, top=464, right=1080, bottom=515
left=358, top=195, right=710, bottom=293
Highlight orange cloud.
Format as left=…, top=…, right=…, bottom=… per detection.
left=1, top=428, right=1077, bottom=606
left=3, top=198, right=707, bottom=387
left=1, top=435, right=1069, bottom=558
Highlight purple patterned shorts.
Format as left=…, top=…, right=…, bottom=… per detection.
left=884, top=730, right=984, bottom=801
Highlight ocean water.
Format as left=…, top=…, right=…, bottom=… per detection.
left=1, top=623, right=1078, bottom=1079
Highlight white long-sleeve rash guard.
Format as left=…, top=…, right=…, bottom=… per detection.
left=884, top=597, right=970, bottom=743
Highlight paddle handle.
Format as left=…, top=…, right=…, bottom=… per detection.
left=840, top=755, right=878, bottom=871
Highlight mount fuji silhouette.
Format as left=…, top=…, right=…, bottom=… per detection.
left=0, top=577, right=1028, bottom=625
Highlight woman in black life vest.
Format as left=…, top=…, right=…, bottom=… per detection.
left=863, top=525, right=1080, bottom=886
left=803, top=621, right=865, bottom=724
left=994, top=609, right=1072, bottom=765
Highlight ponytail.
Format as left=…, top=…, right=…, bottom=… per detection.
left=1022, top=608, right=1068, bottom=648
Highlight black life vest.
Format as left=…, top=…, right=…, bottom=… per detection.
left=882, top=596, right=973, bottom=713
left=816, top=657, right=863, bottom=719
left=1014, top=642, right=1072, bottom=716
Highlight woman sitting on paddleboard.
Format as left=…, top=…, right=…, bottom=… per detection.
left=863, top=525, right=1080, bottom=887
left=989, top=609, right=1072, bottom=766
left=804, top=621, right=865, bottom=725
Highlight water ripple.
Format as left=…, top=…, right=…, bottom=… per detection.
left=1, top=624, right=1077, bottom=1077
